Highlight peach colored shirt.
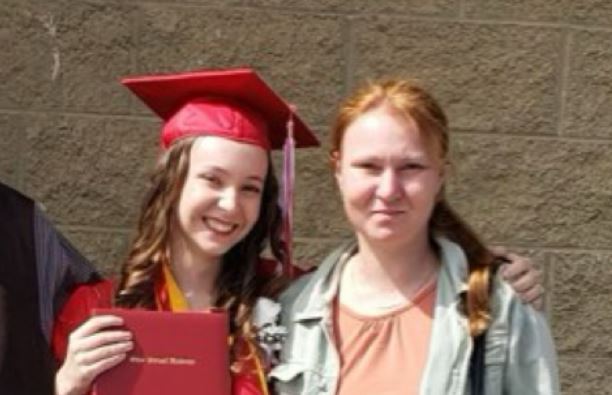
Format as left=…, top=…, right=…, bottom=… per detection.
left=334, top=278, right=437, bottom=395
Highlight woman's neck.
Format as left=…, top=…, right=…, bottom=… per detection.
left=168, top=236, right=222, bottom=310
left=339, top=233, right=439, bottom=314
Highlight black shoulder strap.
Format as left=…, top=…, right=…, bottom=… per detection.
left=469, top=332, right=487, bottom=394
left=468, top=257, right=505, bottom=395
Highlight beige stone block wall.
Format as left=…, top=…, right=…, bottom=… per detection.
left=1, top=0, right=611, bottom=392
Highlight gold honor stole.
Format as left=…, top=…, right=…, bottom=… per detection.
left=157, top=265, right=269, bottom=395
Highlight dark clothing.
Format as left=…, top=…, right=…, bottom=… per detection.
left=0, top=285, right=6, bottom=372
left=0, top=183, right=100, bottom=395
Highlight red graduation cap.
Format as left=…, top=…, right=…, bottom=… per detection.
left=121, top=67, right=318, bottom=278
left=121, top=67, right=319, bottom=151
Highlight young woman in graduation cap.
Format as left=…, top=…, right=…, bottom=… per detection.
left=52, top=68, right=544, bottom=395
left=52, top=68, right=319, bottom=395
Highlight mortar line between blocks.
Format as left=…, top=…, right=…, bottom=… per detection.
left=557, top=30, right=573, bottom=137
left=58, top=225, right=133, bottom=234
left=452, top=129, right=612, bottom=144
left=0, top=108, right=156, bottom=122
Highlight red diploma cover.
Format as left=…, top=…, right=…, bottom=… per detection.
left=92, top=308, right=230, bottom=395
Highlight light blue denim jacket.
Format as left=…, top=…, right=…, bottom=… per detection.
left=270, top=237, right=559, bottom=395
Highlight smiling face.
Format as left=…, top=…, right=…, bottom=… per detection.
left=335, top=105, right=444, bottom=249
left=172, top=136, right=269, bottom=263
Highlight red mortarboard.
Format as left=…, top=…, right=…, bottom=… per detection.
left=121, top=67, right=319, bottom=150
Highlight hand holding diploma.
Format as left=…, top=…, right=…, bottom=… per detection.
left=55, top=315, right=133, bottom=395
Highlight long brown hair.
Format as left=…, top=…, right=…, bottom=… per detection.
left=114, top=136, right=285, bottom=366
left=330, top=79, right=495, bottom=336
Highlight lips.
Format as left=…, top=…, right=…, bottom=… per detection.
left=203, top=217, right=238, bottom=235
left=371, top=209, right=405, bottom=216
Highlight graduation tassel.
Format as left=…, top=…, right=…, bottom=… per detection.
left=281, top=106, right=296, bottom=279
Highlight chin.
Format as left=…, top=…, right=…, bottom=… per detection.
left=362, top=231, right=401, bottom=244
left=363, top=226, right=420, bottom=244
left=194, top=239, right=237, bottom=258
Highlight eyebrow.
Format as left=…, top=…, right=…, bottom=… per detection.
left=198, top=166, right=265, bottom=183
left=350, top=153, right=429, bottom=162
left=246, top=175, right=265, bottom=183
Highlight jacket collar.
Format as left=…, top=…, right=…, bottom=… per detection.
left=291, top=240, right=354, bottom=322
left=436, top=236, right=469, bottom=297
left=291, top=236, right=469, bottom=323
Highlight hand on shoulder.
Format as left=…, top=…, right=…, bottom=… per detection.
left=491, top=247, right=544, bottom=310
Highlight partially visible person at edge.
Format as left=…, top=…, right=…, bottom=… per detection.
left=0, top=182, right=99, bottom=395
left=271, top=79, right=559, bottom=394
left=51, top=69, right=544, bottom=395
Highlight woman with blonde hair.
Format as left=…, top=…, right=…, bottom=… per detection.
left=272, top=78, right=558, bottom=394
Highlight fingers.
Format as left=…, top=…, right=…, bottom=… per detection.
left=75, top=343, right=131, bottom=378
left=498, top=253, right=533, bottom=281
left=75, top=329, right=133, bottom=354
left=56, top=348, right=129, bottom=395
left=493, top=249, right=546, bottom=311
left=506, top=267, right=543, bottom=293
left=516, top=283, right=545, bottom=311
left=74, top=338, right=133, bottom=366
left=489, top=245, right=508, bottom=257
left=58, top=315, right=133, bottom=394
left=71, top=315, right=124, bottom=338
left=86, top=352, right=128, bottom=378
left=68, top=315, right=132, bottom=363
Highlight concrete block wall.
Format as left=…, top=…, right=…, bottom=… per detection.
left=1, top=0, right=611, bottom=392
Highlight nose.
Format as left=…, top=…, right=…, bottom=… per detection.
left=217, top=187, right=238, bottom=212
left=376, top=168, right=403, bottom=201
